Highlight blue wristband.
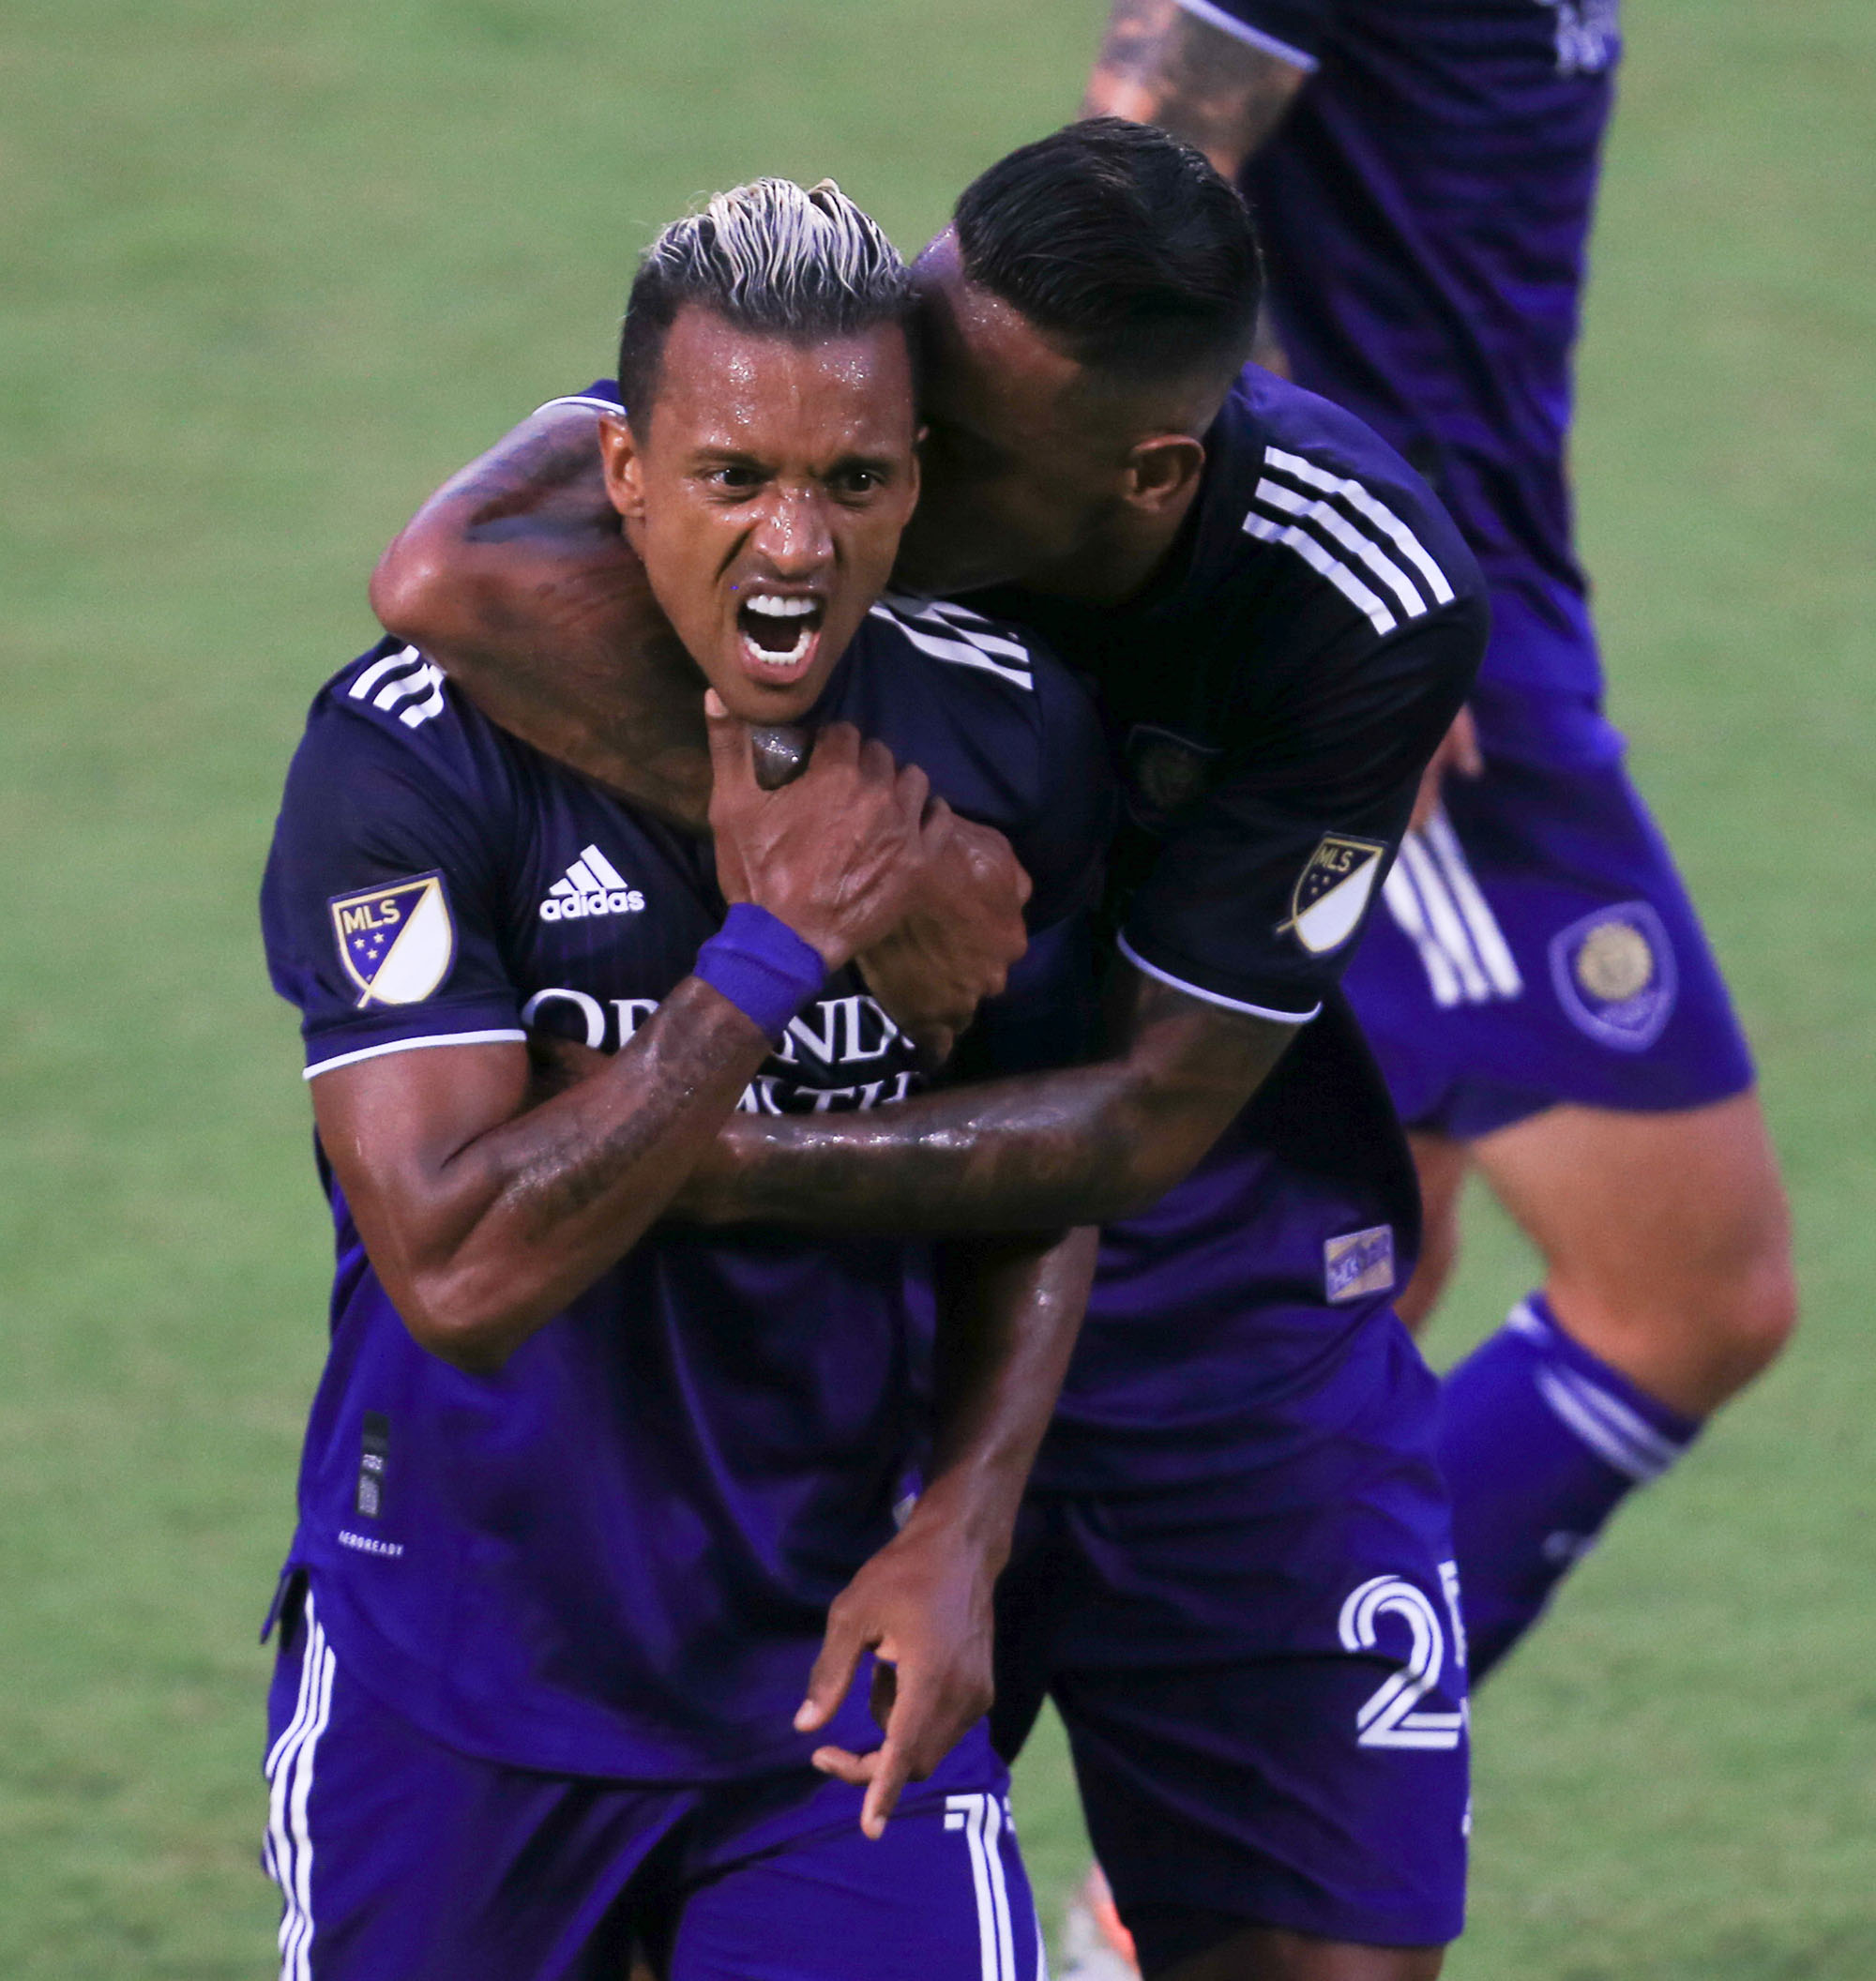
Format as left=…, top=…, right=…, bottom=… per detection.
left=692, top=903, right=828, bottom=1043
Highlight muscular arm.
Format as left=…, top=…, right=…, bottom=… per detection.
left=1082, top=0, right=1309, bottom=177
left=314, top=719, right=937, bottom=1371
left=370, top=404, right=686, bottom=803
left=314, top=989, right=774, bottom=1373
left=684, top=963, right=1298, bottom=1232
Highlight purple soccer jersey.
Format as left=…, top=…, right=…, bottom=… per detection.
left=531, top=379, right=1483, bottom=1489
left=973, top=368, right=1487, bottom=1491
left=258, top=605, right=1111, bottom=1783
left=1204, top=0, right=1624, bottom=764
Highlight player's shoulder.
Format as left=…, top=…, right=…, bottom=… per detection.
left=839, top=594, right=1113, bottom=917
left=1203, top=369, right=1487, bottom=638
left=287, top=638, right=517, bottom=813
left=853, top=592, right=1104, bottom=766
left=864, top=592, right=1050, bottom=698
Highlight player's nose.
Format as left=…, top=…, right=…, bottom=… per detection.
left=749, top=487, right=834, bottom=577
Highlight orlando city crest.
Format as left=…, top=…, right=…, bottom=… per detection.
left=1124, top=724, right=1223, bottom=833
left=1548, top=900, right=1677, bottom=1051
left=1278, top=835, right=1387, bottom=956
left=328, top=872, right=455, bottom=1007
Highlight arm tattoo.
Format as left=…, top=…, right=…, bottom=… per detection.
left=1083, top=0, right=1309, bottom=175
left=691, top=975, right=1295, bottom=1232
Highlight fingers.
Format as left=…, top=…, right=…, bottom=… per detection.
left=703, top=689, right=756, bottom=794
left=807, top=720, right=862, bottom=776
left=896, top=760, right=930, bottom=828
left=795, top=1597, right=871, bottom=1735
left=858, top=1662, right=946, bottom=1838
left=805, top=1739, right=914, bottom=1841
left=860, top=1737, right=915, bottom=1841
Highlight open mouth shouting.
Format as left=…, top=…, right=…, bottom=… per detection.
left=736, top=589, right=827, bottom=683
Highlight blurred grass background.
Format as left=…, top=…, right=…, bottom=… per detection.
left=1, top=1, right=1870, bottom=1973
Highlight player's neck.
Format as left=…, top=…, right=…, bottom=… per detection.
left=1020, top=485, right=1199, bottom=607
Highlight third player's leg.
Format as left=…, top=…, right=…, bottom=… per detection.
left=1468, top=1091, right=1794, bottom=1416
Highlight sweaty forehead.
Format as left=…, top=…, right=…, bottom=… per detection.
left=646, top=307, right=916, bottom=454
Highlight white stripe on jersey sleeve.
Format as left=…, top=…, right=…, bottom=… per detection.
left=868, top=602, right=1034, bottom=689
left=1242, top=511, right=1399, bottom=636
left=531, top=394, right=621, bottom=416
left=1116, top=933, right=1322, bottom=1023
left=394, top=665, right=446, bottom=729
left=349, top=646, right=422, bottom=703
left=1172, top=0, right=1319, bottom=71
left=901, top=596, right=1036, bottom=666
left=1263, top=447, right=1458, bottom=606
left=304, top=1030, right=528, bottom=1080
left=1251, top=475, right=1429, bottom=619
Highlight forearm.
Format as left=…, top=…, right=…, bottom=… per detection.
left=692, top=1061, right=1152, bottom=1232
left=912, top=1226, right=1099, bottom=1565
left=342, top=984, right=769, bottom=1369
left=371, top=407, right=693, bottom=802
left=1082, top=0, right=1308, bottom=177
left=686, top=982, right=1295, bottom=1232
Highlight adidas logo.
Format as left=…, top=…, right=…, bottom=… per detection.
left=539, top=844, right=646, bottom=922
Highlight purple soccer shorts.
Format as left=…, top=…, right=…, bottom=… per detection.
left=1344, top=745, right=1754, bottom=1141
left=991, top=1314, right=1470, bottom=1971
left=262, top=1580, right=1040, bottom=1981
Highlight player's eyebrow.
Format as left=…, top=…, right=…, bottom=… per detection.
left=685, top=444, right=902, bottom=480
left=824, top=449, right=900, bottom=479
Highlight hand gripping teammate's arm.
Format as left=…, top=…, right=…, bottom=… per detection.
left=676, top=582, right=1484, bottom=1234
left=306, top=715, right=935, bottom=1373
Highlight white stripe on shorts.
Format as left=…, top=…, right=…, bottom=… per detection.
left=265, top=1594, right=337, bottom=1981
left=947, top=1792, right=1018, bottom=1981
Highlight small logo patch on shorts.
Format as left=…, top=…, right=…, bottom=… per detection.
left=1549, top=901, right=1677, bottom=1051
left=1324, top=1224, right=1396, bottom=1303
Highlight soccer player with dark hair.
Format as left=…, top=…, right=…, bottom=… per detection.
left=1079, top=0, right=1795, bottom=1683
left=373, top=126, right=1488, bottom=1978
left=258, top=177, right=1113, bottom=1980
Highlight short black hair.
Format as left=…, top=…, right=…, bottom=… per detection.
left=617, top=178, right=914, bottom=422
left=952, top=118, right=1262, bottom=386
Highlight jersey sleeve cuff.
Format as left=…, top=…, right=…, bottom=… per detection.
left=531, top=390, right=621, bottom=418
left=1172, top=0, right=1320, bottom=71
left=304, top=1027, right=527, bottom=1081
left=1116, top=933, right=1321, bottom=1024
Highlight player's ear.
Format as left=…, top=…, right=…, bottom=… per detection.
left=599, top=411, right=648, bottom=524
left=1123, top=434, right=1205, bottom=518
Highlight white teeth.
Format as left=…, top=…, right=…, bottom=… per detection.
left=742, top=624, right=814, bottom=669
left=744, top=595, right=819, bottom=619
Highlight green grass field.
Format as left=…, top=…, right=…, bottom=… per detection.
left=3, top=1, right=1871, bottom=1973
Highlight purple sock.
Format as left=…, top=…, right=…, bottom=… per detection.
left=1440, top=1292, right=1702, bottom=1681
